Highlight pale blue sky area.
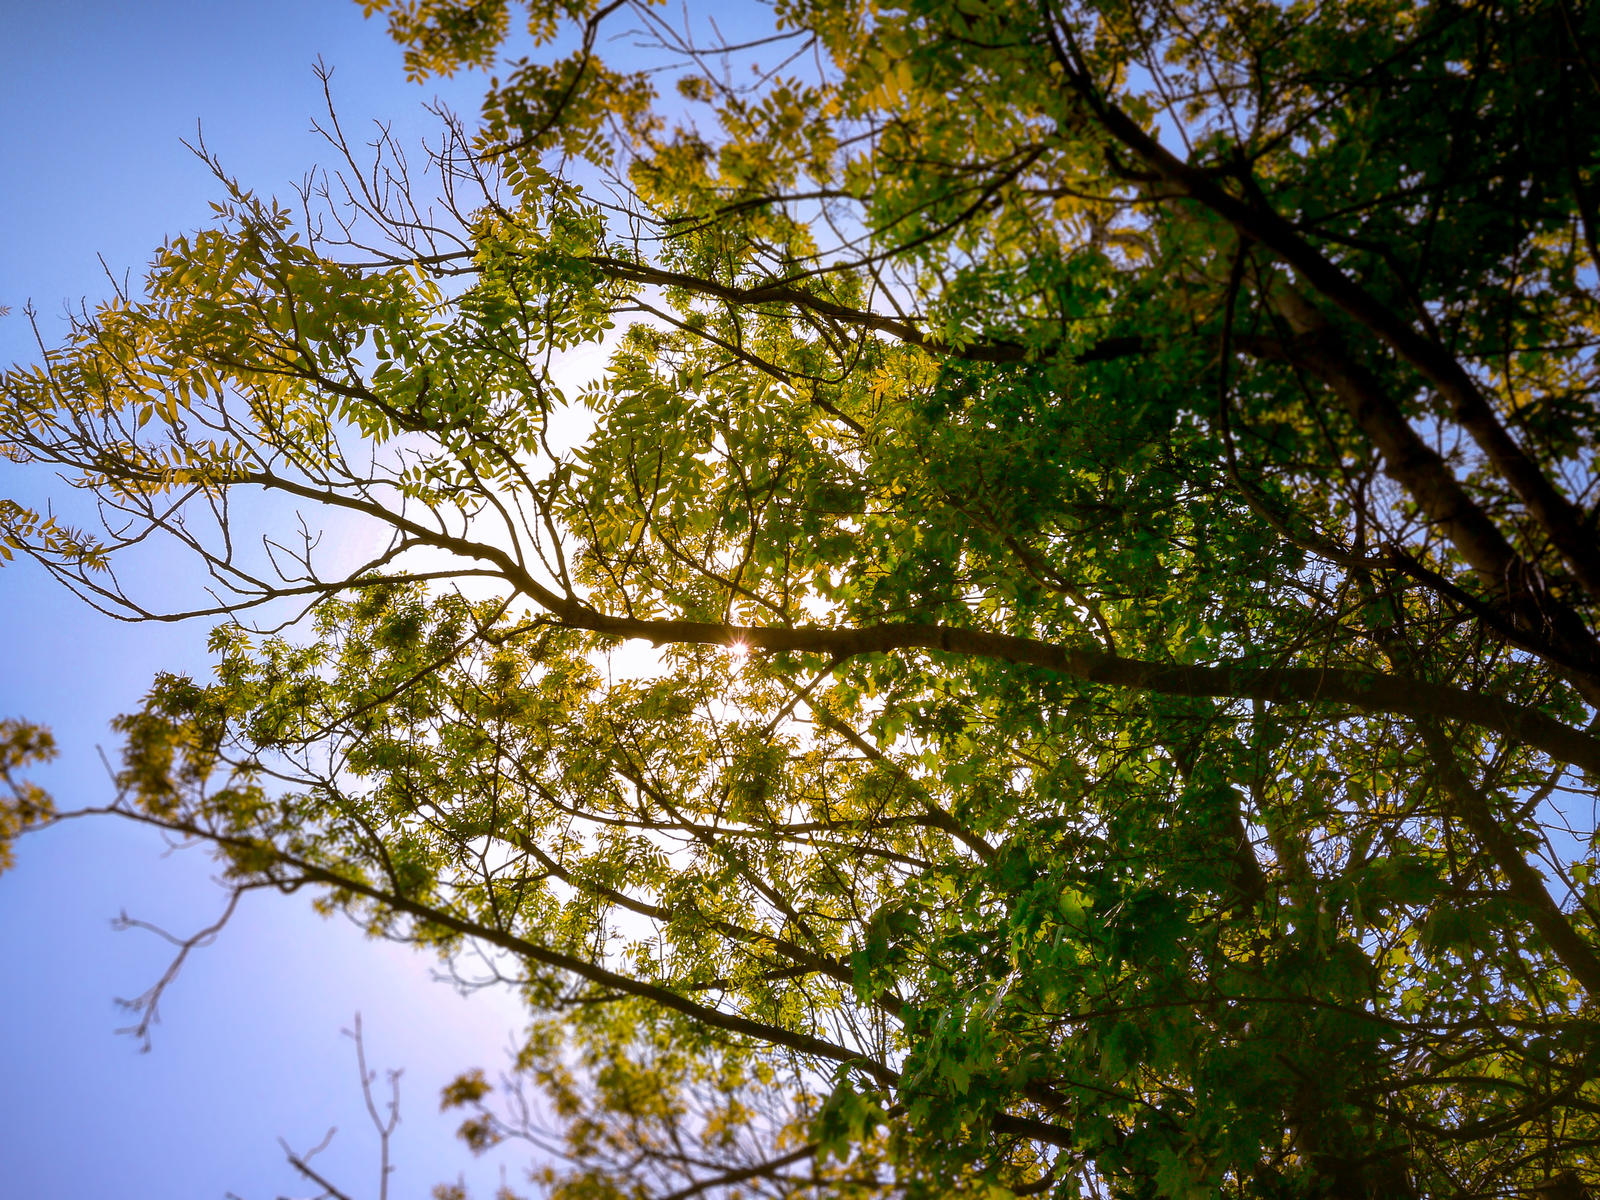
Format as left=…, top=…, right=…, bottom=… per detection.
left=1, top=3, right=534, bottom=1196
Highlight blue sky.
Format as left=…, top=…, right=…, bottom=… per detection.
left=0, top=3, right=535, bottom=1196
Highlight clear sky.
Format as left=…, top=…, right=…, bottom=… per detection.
left=1, top=3, right=534, bottom=1196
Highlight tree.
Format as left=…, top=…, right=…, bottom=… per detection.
left=5, top=0, right=1600, bottom=1194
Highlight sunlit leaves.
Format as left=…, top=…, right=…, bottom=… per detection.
left=0, top=719, right=56, bottom=873
left=6, top=0, right=1600, bottom=1195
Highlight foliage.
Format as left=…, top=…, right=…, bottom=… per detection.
left=6, top=0, right=1600, bottom=1195
left=0, top=719, right=55, bottom=873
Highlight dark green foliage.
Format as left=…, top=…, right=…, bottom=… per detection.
left=6, top=0, right=1600, bottom=1195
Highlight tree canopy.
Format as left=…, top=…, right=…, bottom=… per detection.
left=6, top=0, right=1600, bottom=1195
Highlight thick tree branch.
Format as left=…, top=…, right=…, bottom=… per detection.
left=1237, top=316, right=1600, bottom=699
left=551, top=609, right=1600, bottom=778
left=583, top=254, right=1032, bottom=364
left=1042, top=12, right=1600, bottom=604
left=1416, top=719, right=1600, bottom=997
